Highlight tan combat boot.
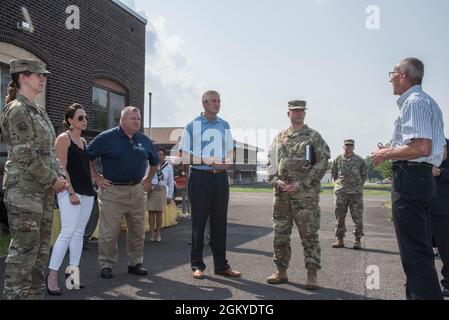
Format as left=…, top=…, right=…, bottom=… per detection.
left=332, top=238, right=345, bottom=248
left=305, top=270, right=319, bottom=290
left=353, top=238, right=362, bottom=250
left=267, top=269, right=288, bottom=285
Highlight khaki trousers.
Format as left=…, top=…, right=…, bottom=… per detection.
left=98, top=184, right=146, bottom=270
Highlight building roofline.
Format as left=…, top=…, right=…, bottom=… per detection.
left=111, top=0, right=148, bottom=24
left=147, top=127, right=263, bottom=152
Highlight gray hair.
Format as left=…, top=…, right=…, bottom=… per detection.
left=202, top=90, right=220, bottom=103
left=121, top=106, right=140, bottom=119
left=397, top=57, right=425, bottom=85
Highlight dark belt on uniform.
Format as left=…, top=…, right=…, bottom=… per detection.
left=110, top=181, right=141, bottom=186
left=191, top=168, right=227, bottom=175
left=392, top=161, right=433, bottom=169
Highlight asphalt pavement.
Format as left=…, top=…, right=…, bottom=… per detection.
left=0, top=192, right=446, bottom=300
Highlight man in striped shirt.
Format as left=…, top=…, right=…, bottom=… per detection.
left=372, top=57, right=446, bottom=300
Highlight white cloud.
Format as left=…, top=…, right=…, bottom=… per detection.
left=116, top=1, right=203, bottom=127
left=144, top=15, right=205, bottom=128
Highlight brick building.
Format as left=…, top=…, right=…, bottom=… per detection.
left=0, top=0, right=147, bottom=136
left=0, top=0, right=147, bottom=227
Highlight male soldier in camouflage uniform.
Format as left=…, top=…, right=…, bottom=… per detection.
left=267, top=100, right=330, bottom=290
left=331, top=139, right=367, bottom=250
left=0, top=59, right=67, bottom=300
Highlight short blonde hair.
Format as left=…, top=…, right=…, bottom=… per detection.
left=202, top=90, right=220, bottom=103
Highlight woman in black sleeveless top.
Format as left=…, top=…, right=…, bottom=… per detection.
left=46, top=104, right=95, bottom=295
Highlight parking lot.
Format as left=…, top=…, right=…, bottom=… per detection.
left=0, top=191, right=446, bottom=300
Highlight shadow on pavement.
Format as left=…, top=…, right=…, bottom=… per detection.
left=0, top=217, right=275, bottom=300
left=359, top=248, right=400, bottom=256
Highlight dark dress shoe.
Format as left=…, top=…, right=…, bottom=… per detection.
left=442, top=287, right=449, bottom=297
left=45, top=274, right=62, bottom=296
left=128, top=263, right=148, bottom=276
left=215, top=268, right=242, bottom=278
left=101, top=267, right=114, bottom=279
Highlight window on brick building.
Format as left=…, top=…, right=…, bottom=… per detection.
left=92, top=79, right=127, bottom=131
left=0, top=63, right=11, bottom=109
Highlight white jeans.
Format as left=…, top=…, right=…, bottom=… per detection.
left=49, top=191, right=94, bottom=271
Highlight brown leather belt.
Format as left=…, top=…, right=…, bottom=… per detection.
left=192, top=169, right=227, bottom=175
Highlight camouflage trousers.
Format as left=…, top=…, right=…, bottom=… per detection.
left=334, top=192, right=364, bottom=240
left=272, top=193, right=321, bottom=271
left=2, top=189, right=54, bottom=300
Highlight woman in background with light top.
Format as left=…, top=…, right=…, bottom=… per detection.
left=147, top=148, right=174, bottom=242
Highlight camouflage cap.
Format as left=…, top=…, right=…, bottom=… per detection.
left=344, top=139, right=355, bottom=146
left=9, top=59, right=50, bottom=75
left=288, top=100, right=307, bottom=110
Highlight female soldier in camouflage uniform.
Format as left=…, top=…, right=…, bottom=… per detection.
left=0, top=59, right=67, bottom=300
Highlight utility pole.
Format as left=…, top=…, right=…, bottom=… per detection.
left=148, top=92, right=153, bottom=131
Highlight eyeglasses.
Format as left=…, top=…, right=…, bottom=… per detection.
left=77, top=115, right=88, bottom=121
left=389, top=71, right=401, bottom=79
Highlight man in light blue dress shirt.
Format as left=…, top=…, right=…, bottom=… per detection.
left=180, top=90, right=242, bottom=280
left=372, top=57, right=445, bottom=300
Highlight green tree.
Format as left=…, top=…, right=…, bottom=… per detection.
left=365, top=157, right=383, bottom=181
left=375, top=160, right=393, bottom=180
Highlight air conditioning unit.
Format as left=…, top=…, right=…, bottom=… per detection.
left=17, top=21, right=32, bottom=32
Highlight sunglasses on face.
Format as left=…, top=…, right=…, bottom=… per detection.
left=77, top=115, right=88, bottom=121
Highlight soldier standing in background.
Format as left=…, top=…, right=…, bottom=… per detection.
left=267, top=100, right=330, bottom=290
left=331, top=139, right=367, bottom=250
left=0, top=59, right=67, bottom=300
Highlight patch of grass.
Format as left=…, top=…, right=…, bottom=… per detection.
left=322, top=183, right=392, bottom=192
left=230, top=187, right=273, bottom=193
left=320, top=189, right=390, bottom=196
left=0, top=233, right=11, bottom=257
left=230, top=187, right=390, bottom=196
left=363, top=190, right=391, bottom=196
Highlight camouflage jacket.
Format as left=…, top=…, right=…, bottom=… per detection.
left=268, top=125, right=331, bottom=195
left=331, top=153, right=367, bottom=194
left=0, top=95, right=64, bottom=193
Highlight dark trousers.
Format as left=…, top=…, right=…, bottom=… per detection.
left=392, top=163, right=443, bottom=300
left=189, top=170, right=230, bottom=272
left=431, top=215, right=449, bottom=290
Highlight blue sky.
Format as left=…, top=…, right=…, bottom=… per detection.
left=121, top=0, right=449, bottom=160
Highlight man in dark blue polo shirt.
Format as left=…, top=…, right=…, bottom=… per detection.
left=180, top=90, right=242, bottom=280
left=87, top=106, right=159, bottom=279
